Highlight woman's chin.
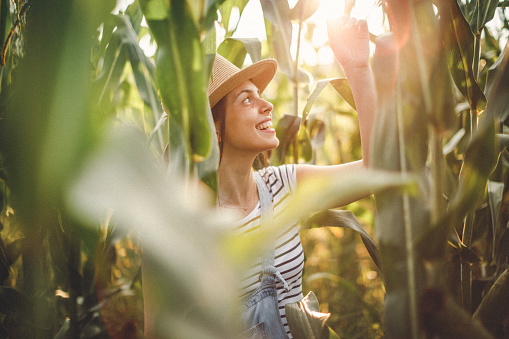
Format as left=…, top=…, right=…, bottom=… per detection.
left=264, top=139, right=279, bottom=152
left=267, top=136, right=279, bottom=149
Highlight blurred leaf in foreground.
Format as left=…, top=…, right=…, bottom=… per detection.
left=66, top=126, right=237, bottom=339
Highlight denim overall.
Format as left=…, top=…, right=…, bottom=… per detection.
left=240, top=172, right=290, bottom=339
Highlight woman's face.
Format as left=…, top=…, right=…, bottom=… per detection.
left=218, top=80, right=279, bottom=155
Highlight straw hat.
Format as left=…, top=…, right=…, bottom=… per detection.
left=208, top=54, right=277, bottom=109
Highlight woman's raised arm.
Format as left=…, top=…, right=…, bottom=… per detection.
left=296, top=15, right=377, bottom=206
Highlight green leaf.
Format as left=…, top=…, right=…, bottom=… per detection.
left=144, top=0, right=211, bottom=162
left=112, top=15, right=160, bottom=112
left=307, top=115, right=326, bottom=149
left=298, top=126, right=313, bottom=162
left=203, top=26, right=217, bottom=56
left=438, top=0, right=487, bottom=113
left=289, top=0, right=320, bottom=23
left=95, top=14, right=117, bottom=68
left=302, top=79, right=333, bottom=122
left=301, top=209, right=381, bottom=270
left=469, top=0, right=500, bottom=35
left=0, top=287, right=30, bottom=316
left=285, top=291, right=331, bottom=339
left=473, top=269, right=509, bottom=335
left=329, top=78, right=356, bottom=111
left=95, top=18, right=129, bottom=107
left=429, top=47, right=457, bottom=134
left=497, top=134, right=509, bottom=149
left=420, top=288, right=495, bottom=338
left=139, top=0, right=168, bottom=21
left=261, top=0, right=294, bottom=78
left=197, top=104, right=220, bottom=192
left=126, top=0, right=144, bottom=33
left=457, top=242, right=482, bottom=264
left=5, top=238, right=22, bottom=266
left=226, top=169, right=416, bottom=265
left=274, top=114, right=301, bottom=164
left=443, top=128, right=466, bottom=155
left=66, top=127, right=238, bottom=338
left=488, top=181, right=504, bottom=256
left=112, top=13, right=164, bottom=149
left=485, top=44, right=509, bottom=122
left=2, top=0, right=113, bottom=222
left=218, top=0, right=249, bottom=34
left=427, top=118, right=498, bottom=259
left=445, top=230, right=481, bottom=265
left=496, top=227, right=509, bottom=269
left=0, top=0, right=8, bottom=53
left=217, top=38, right=262, bottom=67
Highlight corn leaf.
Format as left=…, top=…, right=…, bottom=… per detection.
left=141, top=0, right=211, bottom=162
left=197, top=104, right=220, bottom=192
left=495, top=228, right=509, bottom=272
left=0, top=287, right=30, bottom=316
left=420, top=288, right=494, bottom=338
left=473, top=270, right=509, bottom=336
left=274, top=114, right=301, bottom=164
left=308, top=115, right=326, bottom=149
left=301, top=209, right=380, bottom=270
left=298, top=126, right=313, bottom=162
left=109, top=14, right=165, bottom=149
left=285, top=291, right=333, bottom=339
left=289, top=0, right=320, bottom=23
left=443, top=128, right=466, bottom=155
left=139, top=0, right=168, bottom=21
left=469, top=0, right=500, bottom=35
left=67, top=127, right=238, bottom=339
left=437, top=0, right=487, bottom=113
left=217, top=38, right=262, bottom=66
left=425, top=117, right=498, bottom=259
left=302, top=78, right=354, bottom=123
left=2, top=0, right=113, bottom=222
left=488, top=181, right=504, bottom=257
left=218, top=0, right=249, bottom=35
left=4, top=238, right=22, bottom=266
left=260, top=0, right=310, bottom=83
left=329, top=78, right=356, bottom=111
left=224, top=168, right=416, bottom=265
left=485, top=43, right=509, bottom=122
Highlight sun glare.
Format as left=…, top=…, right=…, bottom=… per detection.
left=231, top=0, right=388, bottom=67
left=294, top=0, right=386, bottom=66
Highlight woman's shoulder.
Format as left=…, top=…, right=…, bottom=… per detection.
left=257, top=164, right=297, bottom=195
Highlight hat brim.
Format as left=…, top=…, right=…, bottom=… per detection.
left=209, top=59, right=277, bottom=109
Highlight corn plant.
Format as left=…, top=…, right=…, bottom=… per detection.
left=368, top=0, right=509, bottom=337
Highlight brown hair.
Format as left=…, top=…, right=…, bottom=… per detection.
left=211, top=96, right=227, bottom=165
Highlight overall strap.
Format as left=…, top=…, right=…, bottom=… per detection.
left=254, top=171, right=289, bottom=291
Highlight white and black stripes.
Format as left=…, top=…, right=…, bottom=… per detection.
left=233, top=165, right=302, bottom=338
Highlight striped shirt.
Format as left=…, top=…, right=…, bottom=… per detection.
left=232, top=164, right=304, bottom=338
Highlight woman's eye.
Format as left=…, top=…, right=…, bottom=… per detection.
left=243, top=97, right=251, bottom=104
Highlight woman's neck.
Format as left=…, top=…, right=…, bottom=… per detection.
left=217, top=152, right=258, bottom=211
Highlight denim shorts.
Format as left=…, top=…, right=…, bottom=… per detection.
left=240, top=274, right=288, bottom=339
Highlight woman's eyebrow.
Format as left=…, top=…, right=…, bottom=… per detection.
left=234, top=88, right=260, bottom=100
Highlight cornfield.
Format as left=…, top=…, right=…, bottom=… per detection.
left=0, top=0, right=508, bottom=338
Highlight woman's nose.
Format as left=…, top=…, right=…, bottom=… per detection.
left=259, top=98, right=273, bottom=114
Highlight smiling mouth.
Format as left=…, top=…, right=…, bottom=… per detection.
left=256, top=121, right=273, bottom=130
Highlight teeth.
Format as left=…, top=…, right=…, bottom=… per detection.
left=256, top=121, right=272, bottom=130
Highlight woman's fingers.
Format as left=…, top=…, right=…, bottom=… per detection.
left=327, top=15, right=371, bottom=70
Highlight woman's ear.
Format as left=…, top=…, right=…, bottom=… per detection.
left=214, top=126, right=221, bottom=145
left=214, top=120, right=222, bottom=136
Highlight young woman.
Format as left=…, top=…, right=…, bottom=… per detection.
left=144, top=15, right=376, bottom=339
left=208, top=15, right=376, bottom=339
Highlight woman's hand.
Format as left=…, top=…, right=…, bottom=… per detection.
left=327, top=15, right=370, bottom=72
